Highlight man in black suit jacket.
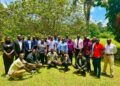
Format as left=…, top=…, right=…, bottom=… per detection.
left=14, top=35, right=25, bottom=59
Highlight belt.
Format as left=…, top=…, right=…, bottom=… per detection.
left=106, top=54, right=113, bottom=56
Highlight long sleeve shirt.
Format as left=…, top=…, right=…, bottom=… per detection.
left=74, top=38, right=83, bottom=50
left=59, top=42, right=68, bottom=53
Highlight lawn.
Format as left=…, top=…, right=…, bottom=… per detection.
left=0, top=38, right=120, bottom=86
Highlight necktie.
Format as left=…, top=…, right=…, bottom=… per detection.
left=77, top=39, right=79, bottom=48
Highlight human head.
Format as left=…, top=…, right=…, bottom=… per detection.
left=19, top=52, right=25, bottom=60
left=50, top=49, right=54, bottom=53
left=96, top=38, right=100, bottom=44
left=41, top=39, right=44, bottom=44
left=5, top=36, right=11, bottom=44
left=62, top=38, right=65, bottom=43
left=68, top=39, right=72, bottom=43
left=77, top=34, right=80, bottom=39
left=17, top=34, right=22, bottom=41
left=27, top=35, right=31, bottom=40
left=107, top=38, right=111, bottom=45
left=32, top=49, right=37, bottom=55
left=78, top=53, right=83, bottom=58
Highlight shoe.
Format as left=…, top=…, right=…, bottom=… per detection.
left=97, top=75, right=100, bottom=79
left=102, top=72, right=107, bottom=75
left=110, top=75, right=114, bottom=78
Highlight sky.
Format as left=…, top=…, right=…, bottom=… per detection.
left=0, top=0, right=108, bottom=26
left=90, top=6, right=108, bottom=26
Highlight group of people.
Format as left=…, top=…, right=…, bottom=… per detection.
left=2, top=34, right=117, bottom=80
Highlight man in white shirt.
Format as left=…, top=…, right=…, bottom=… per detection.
left=103, top=38, right=117, bottom=78
left=48, top=37, right=55, bottom=51
left=74, top=34, right=83, bottom=67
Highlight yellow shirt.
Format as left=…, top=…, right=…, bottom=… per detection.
left=8, top=58, right=25, bottom=75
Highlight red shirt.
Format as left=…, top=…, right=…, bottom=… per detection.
left=93, top=43, right=104, bottom=58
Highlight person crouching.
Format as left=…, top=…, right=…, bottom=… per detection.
left=47, top=49, right=59, bottom=69
left=60, top=52, right=71, bottom=72
left=76, top=53, right=87, bottom=77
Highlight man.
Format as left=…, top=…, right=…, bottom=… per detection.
left=14, top=35, right=25, bottom=59
left=26, top=48, right=42, bottom=72
left=47, top=49, right=59, bottom=68
left=38, top=39, right=47, bottom=64
left=7, top=52, right=32, bottom=80
left=25, top=35, right=33, bottom=59
left=26, top=48, right=39, bottom=64
left=58, top=38, right=68, bottom=54
left=54, top=34, right=59, bottom=51
left=83, top=36, right=92, bottom=72
left=103, top=38, right=117, bottom=78
left=76, top=53, right=87, bottom=76
left=65, top=34, right=69, bottom=42
left=67, top=39, right=74, bottom=64
left=74, top=34, right=83, bottom=67
left=48, top=37, right=55, bottom=52
left=60, top=52, right=71, bottom=71
left=31, top=36, right=38, bottom=49
left=92, top=38, right=104, bottom=78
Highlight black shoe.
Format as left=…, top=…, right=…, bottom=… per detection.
left=83, top=72, right=86, bottom=77
left=102, top=72, right=107, bottom=75
left=97, top=76, right=100, bottom=79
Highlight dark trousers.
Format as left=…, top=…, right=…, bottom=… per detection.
left=93, top=57, right=101, bottom=77
left=39, top=53, right=45, bottom=64
left=84, top=55, right=91, bottom=71
left=25, top=50, right=32, bottom=60
left=3, top=54, right=14, bottom=74
left=62, top=62, right=71, bottom=70
left=68, top=52, right=73, bottom=64
left=75, top=49, right=80, bottom=64
left=48, top=61, right=57, bottom=67
left=44, top=55, right=48, bottom=64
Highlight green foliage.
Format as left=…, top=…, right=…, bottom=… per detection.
left=89, top=23, right=100, bottom=37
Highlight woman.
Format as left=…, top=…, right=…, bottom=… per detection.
left=3, top=36, right=14, bottom=74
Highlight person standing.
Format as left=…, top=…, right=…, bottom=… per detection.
left=31, top=36, right=38, bottom=49
left=92, top=38, right=104, bottom=78
left=25, top=35, right=33, bottom=59
left=83, top=37, right=92, bottom=72
left=48, top=37, right=55, bottom=52
left=59, top=38, right=68, bottom=54
left=38, top=39, right=47, bottom=64
left=74, top=34, right=83, bottom=67
left=3, top=36, right=14, bottom=74
left=14, top=35, right=25, bottom=59
left=67, top=39, right=74, bottom=64
left=103, top=39, right=117, bottom=78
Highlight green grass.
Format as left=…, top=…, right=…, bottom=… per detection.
left=0, top=38, right=120, bottom=86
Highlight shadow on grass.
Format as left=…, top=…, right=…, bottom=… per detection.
left=59, top=68, right=70, bottom=73
left=8, top=74, right=33, bottom=81
left=1, top=73, right=6, bottom=77
left=73, top=70, right=87, bottom=77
